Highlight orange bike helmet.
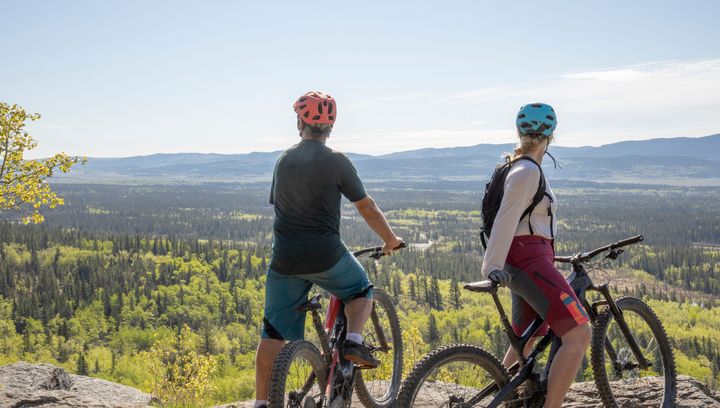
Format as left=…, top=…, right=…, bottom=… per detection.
left=293, top=91, right=336, bottom=126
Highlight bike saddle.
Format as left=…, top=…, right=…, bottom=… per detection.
left=463, top=280, right=498, bottom=293
left=295, top=294, right=324, bottom=313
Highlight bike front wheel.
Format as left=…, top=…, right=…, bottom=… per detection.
left=355, top=288, right=404, bottom=408
left=397, top=344, right=517, bottom=408
left=268, top=340, right=327, bottom=408
left=591, top=296, right=677, bottom=407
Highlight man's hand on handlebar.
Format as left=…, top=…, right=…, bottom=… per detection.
left=383, top=237, right=405, bottom=255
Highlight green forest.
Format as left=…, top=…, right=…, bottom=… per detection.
left=1, top=181, right=719, bottom=406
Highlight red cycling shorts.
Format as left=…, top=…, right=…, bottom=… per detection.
left=505, top=235, right=589, bottom=338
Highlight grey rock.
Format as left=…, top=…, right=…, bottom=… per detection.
left=0, top=362, right=152, bottom=408
left=562, top=375, right=720, bottom=407
left=40, top=367, right=74, bottom=391
left=219, top=375, right=720, bottom=407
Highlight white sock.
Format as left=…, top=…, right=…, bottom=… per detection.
left=254, top=400, right=268, bottom=408
left=346, top=332, right=363, bottom=344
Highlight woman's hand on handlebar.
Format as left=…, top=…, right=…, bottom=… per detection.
left=383, top=237, right=405, bottom=255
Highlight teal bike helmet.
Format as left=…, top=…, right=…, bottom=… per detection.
left=516, top=103, right=557, bottom=137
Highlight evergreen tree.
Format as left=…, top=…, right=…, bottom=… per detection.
left=77, top=353, right=89, bottom=376
left=426, top=313, right=439, bottom=346
left=450, top=277, right=461, bottom=309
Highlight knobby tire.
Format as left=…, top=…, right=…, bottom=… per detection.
left=591, top=296, right=676, bottom=408
left=268, top=340, right=327, bottom=408
left=354, top=288, right=404, bottom=408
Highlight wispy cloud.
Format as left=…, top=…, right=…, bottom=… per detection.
left=444, top=59, right=720, bottom=146
left=333, top=59, right=720, bottom=153
left=454, top=59, right=720, bottom=109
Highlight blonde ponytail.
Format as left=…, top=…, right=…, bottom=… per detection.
left=506, top=133, right=555, bottom=162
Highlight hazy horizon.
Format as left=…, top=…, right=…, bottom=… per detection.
left=46, top=132, right=717, bottom=159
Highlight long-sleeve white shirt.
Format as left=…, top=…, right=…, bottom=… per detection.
left=481, top=160, right=557, bottom=277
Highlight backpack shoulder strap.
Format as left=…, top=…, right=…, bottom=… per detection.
left=515, top=157, right=546, bottom=235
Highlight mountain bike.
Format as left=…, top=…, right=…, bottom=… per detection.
left=268, top=244, right=405, bottom=408
left=397, top=235, right=677, bottom=407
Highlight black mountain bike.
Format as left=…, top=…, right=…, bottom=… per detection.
left=398, top=235, right=676, bottom=408
left=268, top=245, right=405, bottom=408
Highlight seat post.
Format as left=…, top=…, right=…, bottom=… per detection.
left=491, top=290, right=515, bottom=341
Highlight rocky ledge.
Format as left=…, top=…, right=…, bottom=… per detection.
left=219, top=375, right=720, bottom=408
left=0, top=362, right=152, bottom=408
left=2, top=362, right=718, bottom=407
left=562, top=375, right=720, bottom=407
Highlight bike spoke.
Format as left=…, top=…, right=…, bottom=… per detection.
left=644, top=338, right=658, bottom=357
left=286, top=356, right=321, bottom=407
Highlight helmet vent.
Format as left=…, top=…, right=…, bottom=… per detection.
left=328, top=115, right=334, bottom=121
left=317, top=103, right=323, bottom=114
left=312, top=115, right=321, bottom=120
left=304, top=112, right=310, bottom=118
left=518, top=114, right=526, bottom=119
left=327, top=103, right=334, bottom=114
left=297, top=104, right=307, bottom=110
left=546, top=115, right=555, bottom=121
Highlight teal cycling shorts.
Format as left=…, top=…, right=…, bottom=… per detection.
left=262, top=251, right=373, bottom=341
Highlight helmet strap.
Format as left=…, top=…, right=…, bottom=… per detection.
left=544, top=143, right=560, bottom=169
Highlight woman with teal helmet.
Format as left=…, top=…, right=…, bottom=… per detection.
left=482, top=103, right=591, bottom=408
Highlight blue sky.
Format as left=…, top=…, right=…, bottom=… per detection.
left=2, top=0, right=719, bottom=157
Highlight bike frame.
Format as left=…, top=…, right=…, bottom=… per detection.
left=304, top=294, right=355, bottom=405
left=295, top=244, right=405, bottom=407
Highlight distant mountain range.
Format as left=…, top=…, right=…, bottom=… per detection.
left=58, top=134, right=720, bottom=185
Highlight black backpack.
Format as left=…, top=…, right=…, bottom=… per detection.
left=480, top=156, right=553, bottom=249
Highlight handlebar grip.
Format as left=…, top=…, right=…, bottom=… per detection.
left=554, top=255, right=573, bottom=263
left=614, top=235, right=644, bottom=248
left=368, top=241, right=407, bottom=259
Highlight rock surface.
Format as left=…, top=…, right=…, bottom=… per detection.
left=219, top=375, right=720, bottom=408
left=562, top=375, right=720, bottom=407
left=3, top=362, right=717, bottom=407
left=0, top=362, right=152, bottom=408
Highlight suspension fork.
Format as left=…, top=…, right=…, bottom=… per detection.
left=593, top=284, right=652, bottom=369
left=311, top=309, right=332, bottom=366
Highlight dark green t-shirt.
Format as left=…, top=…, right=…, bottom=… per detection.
left=269, top=140, right=367, bottom=275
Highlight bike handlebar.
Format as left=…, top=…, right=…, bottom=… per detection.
left=554, top=235, right=644, bottom=264
left=353, top=242, right=407, bottom=261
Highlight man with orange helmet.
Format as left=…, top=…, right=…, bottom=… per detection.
left=253, top=91, right=403, bottom=408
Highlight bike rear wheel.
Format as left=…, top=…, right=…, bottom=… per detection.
left=355, top=288, right=404, bottom=408
left=397, top=344, right=517, bottom=408
left=591, top=296, right=677, bottom=407
left=268, top=340, right=327, bottom=408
